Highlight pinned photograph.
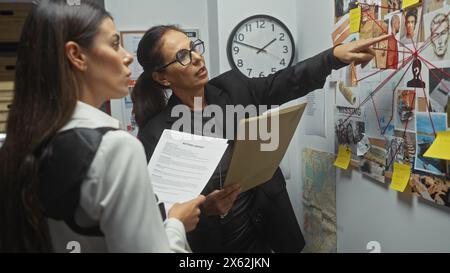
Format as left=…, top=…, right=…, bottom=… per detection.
left=400, top=6, right=425, bottom=45
left=335, top=116, right=366, bottom=146
left=394, top=89, right=416, bottom=131
left=415, top=112, right=448, bottom=176
left=423, top=9, right=450, bottom=62
left=335, top=106, right=365, bottom=160
left=373, top=20, right=390, bottom=68
left=360, top=141, right=387, bottom=183
left=428, top=67, right=450, bottom=112
left=394, top=130, right=417, bottom=165
left=385, top=135, right=407, bottom=172
left=386, top=12, right=403, bottom=69
left=409, top=173, right=450, bottom=208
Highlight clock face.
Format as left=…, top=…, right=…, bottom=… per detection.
left=227, top=15, right=295, bottom=78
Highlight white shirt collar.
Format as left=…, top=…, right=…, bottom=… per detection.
left=60, top=101, right=120, bottom=132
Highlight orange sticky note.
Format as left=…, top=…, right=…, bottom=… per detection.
left=334, top=145, right=351, bottom=170
left=402, top=0, right=421, bottom=9
left=390, top=163, right=411, bottom=193
left=423, top=131, right=450, bottom=160
left=349, top=6, right=362, bottom=33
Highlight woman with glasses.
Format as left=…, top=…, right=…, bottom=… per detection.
left=0, top=2, right=205, bottom=252
left=132, top=25, right=390, bottom=253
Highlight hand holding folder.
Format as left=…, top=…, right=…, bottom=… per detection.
left=224, top=103, right=307, bottom=192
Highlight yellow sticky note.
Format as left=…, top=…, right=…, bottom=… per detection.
left=390, top=163, right=411, bottom=193
left=334, top=145, right=351, bottom=170
left=402, top=0, right=421, bottom=9
left=349, top=6, right=362, bottom=33
left=423, top=131, right=450, bottom=160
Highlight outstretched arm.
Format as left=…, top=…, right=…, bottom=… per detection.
left=245, top=34, right=392, bottom=106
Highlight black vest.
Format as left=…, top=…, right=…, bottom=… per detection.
left=38, top=127, right=117, bottom=236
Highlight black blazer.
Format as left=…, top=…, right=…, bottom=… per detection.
left=138, top=47, right=347, bottom=252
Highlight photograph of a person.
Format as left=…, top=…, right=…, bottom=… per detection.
left=387, top=13, right=402, bottom=69
left=423, top=9, right=450, bottom=61
left=407, top=58, right=427, bottom=88
left=335, top=117, right=366, bottom=148
left=373, top=20, right=389, bottom=68
left=400, top=7, right=425, bottom=45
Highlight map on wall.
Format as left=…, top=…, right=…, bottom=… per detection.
left=302, top=149, right=337, bottom=253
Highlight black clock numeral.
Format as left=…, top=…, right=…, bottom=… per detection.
left=272, top=24, right=275, bottom=32
left=279, top=33, right=285, bottom=41
left=280, top=58, right=286, bottom=66
left=257, top=20, right=266, bottom=29
left=233, top=46, right=240, bottom=54
left=245, top=24, right=252, bottom=32
left=247, top=69, right=252, bottom=77
left=259, top=72, right=265, bottom=78
left=283, top=46, right=289, bottom=53
left=237, top=59, right=244, bottom=68
left=271, top=68, right=277, bottom=73
left=237, top=33, right=245, bottom=41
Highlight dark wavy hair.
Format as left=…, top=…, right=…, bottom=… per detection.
left=0, top=0, right=111, bottom=252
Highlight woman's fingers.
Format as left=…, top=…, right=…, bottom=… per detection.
left=356, top=34, right=392, bottom=50
left=351, top=52, right=375, bottom=64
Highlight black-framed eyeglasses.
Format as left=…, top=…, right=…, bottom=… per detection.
left=156, top=39, right=205, bottom=71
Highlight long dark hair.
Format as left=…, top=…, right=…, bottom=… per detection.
left=132, top=25, right=183, bottom=129
left=0, top=0, right=111, bottom=252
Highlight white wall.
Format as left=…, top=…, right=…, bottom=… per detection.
left=105, top=0, right=212, bottom=124
left=105, top=0, right=211, bottom=70
left=215, top=0, right=298, bottom=73
left=296, top=0, right=450, bottom=253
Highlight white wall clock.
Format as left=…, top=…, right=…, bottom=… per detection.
left=227, top=14, right=296, bottom=78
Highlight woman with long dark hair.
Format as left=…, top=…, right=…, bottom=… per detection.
left=0, top=0, right=204, bottom=253
left=133, top=25, right=390, bottom=252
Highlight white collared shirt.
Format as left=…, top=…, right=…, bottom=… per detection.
left=48, top=101, right=189, bottom=253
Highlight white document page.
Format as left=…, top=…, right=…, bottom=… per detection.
left=147, top=129, right=228, bottom=212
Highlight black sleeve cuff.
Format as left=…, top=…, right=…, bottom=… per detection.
left=329, top=45, right=349, bottom=70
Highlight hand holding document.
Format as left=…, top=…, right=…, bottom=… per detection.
left=147, top=130, right=228, bottom=213
left=224, top=103, right=307, bottom=192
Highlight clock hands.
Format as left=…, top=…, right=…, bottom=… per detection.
left=256, top=38, right=277, bottom=54
left=234, top=41, right=267, bottom=53
left=233, top=40, right=282, bottom=60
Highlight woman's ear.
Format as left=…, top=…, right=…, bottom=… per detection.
left=152, top=71, right=171, bottom=87
left=65, top=41, right=88, bottom=72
